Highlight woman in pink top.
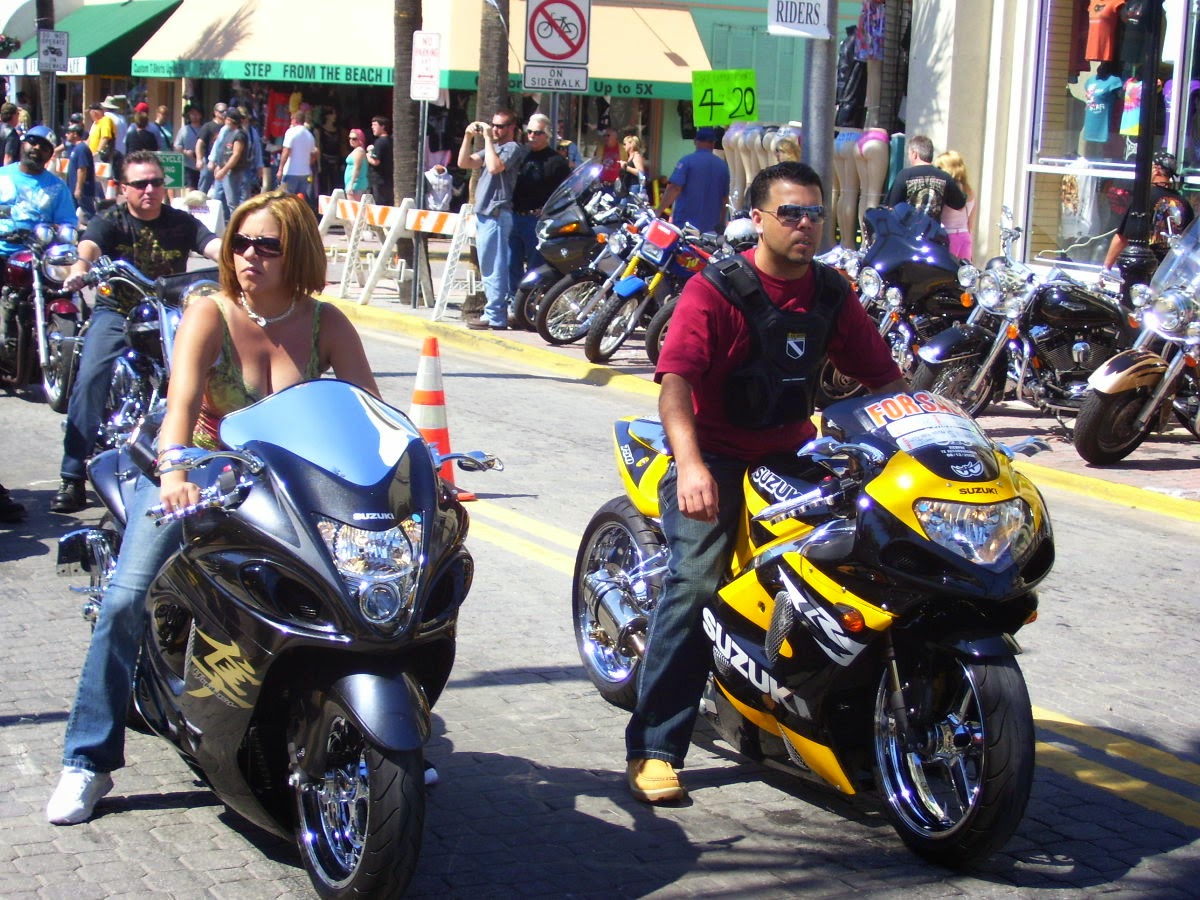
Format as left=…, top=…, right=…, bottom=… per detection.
left=935, top=150, right=977, bottom=262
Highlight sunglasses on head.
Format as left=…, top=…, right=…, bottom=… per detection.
left=230, top=233, right=284, bottom=258
left=124, top=177, right=165, bottom=190
left=762, top=204, right=826, bottom=226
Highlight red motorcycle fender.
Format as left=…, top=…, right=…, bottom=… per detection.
left=294, top=670, right=431, bottom=778
left=47, top=297, right=80, bottom=317
left=1086, top=347, right=1168, bottom=394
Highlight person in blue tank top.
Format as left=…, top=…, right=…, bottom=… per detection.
left=657, top=127, right=731, bottom=234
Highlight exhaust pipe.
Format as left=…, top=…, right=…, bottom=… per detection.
left=583, top=568, right=647, bottom=658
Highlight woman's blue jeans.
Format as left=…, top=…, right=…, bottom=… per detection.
left=61, top=475, right=182, bottom=774
left=625, top=454, right=746, bottom=768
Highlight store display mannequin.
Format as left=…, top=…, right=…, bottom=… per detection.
left=1076, top=61, right=1124, bottom=158
left=754, top=126, right=778, bottom=172
left=857, top=0, right=886, bottom=126
left=855, top=127, right=890, bottom=225
left=833, top=129, right=862, bottom=247
left=723, top=121, right=749, bottom=211
left=739, top=123, right=765, bottom=192
left=771, top=124, right=801, bottom=162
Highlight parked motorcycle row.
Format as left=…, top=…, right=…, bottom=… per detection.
left=515, top=161, right=756, bottom=364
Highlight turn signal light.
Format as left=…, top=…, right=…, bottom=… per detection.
left=596, top=233, right=608, bottom=243
left=1006, top=323, right=1019, bottom=340
left=961, top=292, right=974, bottom=307
left=836, top=604, right=865, bottom=633
left=559, top=222, right=580, bottom=234
left=1024, top=610, right=1038, bottom=625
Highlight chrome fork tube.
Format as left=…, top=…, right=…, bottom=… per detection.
left=963, top=316, right=1009, bottom=398
left=1134, top=348, right=1190, bottom=432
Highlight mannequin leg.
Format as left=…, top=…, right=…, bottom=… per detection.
left=724, top=122, right=747, bottom=211
left=742, top=125, right=764, bottom=190
left=834, top=130, right=862, bottom=248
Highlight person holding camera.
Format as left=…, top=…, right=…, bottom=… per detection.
left=457, top=110, right=526, bottom=330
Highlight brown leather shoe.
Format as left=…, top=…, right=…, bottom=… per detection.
left=627, top=759, right=686, bottom=803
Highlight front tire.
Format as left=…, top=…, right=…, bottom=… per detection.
left=644, top=296, right=677, bottom=366
left=874, top=653, right=1034, bottom=867
left=572, top=497, right=665, bottom=711
left=295, top=701, right=425, bottom=898
left=584, top=291, right=641, bottom=363
left=510, top=281, right=545, bottom=331
left=43, top=313, right=79, bottom=413
left=1073, top=387, right=1152, bottom=464
left=535, top=272, right=602, bottom=345
left=911, top=358, right=995, bottom=418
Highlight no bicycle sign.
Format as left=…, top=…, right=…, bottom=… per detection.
left=525, top=0, right=590, bottom=66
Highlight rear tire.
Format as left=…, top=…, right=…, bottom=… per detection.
left=572, top=497, right=665, bottom=711
left=1073, top=387, right=1152, bottom=464
left=911, top=358, right=995, bottom=418
left=43, top=313, right=79, bottom=413
left=295, top=700, right=424, bottom=898
left=584, top=291, right=641, bottom=363
left=535, top=272, right=603, bottom=345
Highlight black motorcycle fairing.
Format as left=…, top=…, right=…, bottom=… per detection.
left=916, top=321, right=994, bottom=365
left=154, top=267, right=219, bottom=305
left=292, top=670, right=432, bottom=778
left=85, top=445, right=142, bottom=528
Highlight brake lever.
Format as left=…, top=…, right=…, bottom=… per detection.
left=147, top=468, right=251, bottom=526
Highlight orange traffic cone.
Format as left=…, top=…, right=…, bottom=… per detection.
left=409, top=336, right=475, bottom=501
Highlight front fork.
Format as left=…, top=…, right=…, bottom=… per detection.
left=882, top=630, right=917, bottom=750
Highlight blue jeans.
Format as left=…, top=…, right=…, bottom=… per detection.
left=626, top=454, right=747, bottom=767
left=281, top=173, right=311, bottom=199
left=475, top=209, right=513, bottom=326
left=197, top=163, right=214, bottom=194
left=62, top=474, right=183, bottom=773
left=218, top=171, right=248, bottom=218
left=508, top=213, right=544, bottom=301
left=60, top=308, right=126, bottom=482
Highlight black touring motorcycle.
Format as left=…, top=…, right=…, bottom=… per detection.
left=59, top=380, right=502, bottom=896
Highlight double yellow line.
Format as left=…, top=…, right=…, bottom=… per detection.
left=466, top=499, right=1200, bottom=831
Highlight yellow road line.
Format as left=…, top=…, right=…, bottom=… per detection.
left=1037, top=742, right=1200, bottom=830
left=468, top=520, right=575, bottom=575
left=470, top=499, right=580, bottom=550
left=1035, top=706, right=1200, bottom=788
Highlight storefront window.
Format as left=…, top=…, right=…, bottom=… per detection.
left=1025, top=0, right=1198, bottom=267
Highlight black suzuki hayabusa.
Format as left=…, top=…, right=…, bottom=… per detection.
left=58, top=379, right=502, bottom=897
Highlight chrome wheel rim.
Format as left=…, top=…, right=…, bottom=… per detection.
left=301, top=716, right=369, bottom=884
left=576, top=522, right=642, bottom=683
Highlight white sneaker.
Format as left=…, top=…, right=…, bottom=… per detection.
left=46, top=766, right=113, bottom=825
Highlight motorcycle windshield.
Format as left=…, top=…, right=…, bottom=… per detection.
left=1150, top=216, right=1200, bottom=294
left=219, top=380, right=423, bottom=486
left=822, top=391, right=1000, bottom=482
left=862, top=203, right=959, bottom=272
left=541, top=161, right=606, bottom=217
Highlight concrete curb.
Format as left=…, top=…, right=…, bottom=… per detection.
left=324, top=295, right=1198, bottom=524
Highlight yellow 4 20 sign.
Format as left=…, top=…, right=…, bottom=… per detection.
left=692, top=70, right=757, bottom=127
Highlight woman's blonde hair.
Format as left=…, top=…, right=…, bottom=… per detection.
left=935, top=150, right=972, bottom=195
left=220, top=190, right=327, bottom=298
left=623, top=133, right=643, bottom=154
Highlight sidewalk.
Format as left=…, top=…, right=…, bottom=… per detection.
left=321, top=235, right=1200, bottom=518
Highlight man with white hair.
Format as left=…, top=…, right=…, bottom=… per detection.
left=507, top=112, right=571, bottom=304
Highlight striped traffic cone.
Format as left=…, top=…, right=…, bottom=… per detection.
left=409, top=336, right=475, bottom=501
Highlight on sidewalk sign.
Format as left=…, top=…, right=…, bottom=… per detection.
left=692, top=70, right=757, bottom=127
left=411, top=31, right=441, bottom=102
left=37, top=29, right=67, bottom=74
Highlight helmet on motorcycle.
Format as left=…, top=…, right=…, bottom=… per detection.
left=1153, top=150, right=1178, bottom=178
left=723, top=216, right=759, bottom=251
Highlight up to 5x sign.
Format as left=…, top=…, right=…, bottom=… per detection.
left=692, top=69, right=758, bottom=127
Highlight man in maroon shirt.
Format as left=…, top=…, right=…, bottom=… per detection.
left=625, top=161, right=906, bottom=803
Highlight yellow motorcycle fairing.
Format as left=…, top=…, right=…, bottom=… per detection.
left=613, top=416, right=670, bottom=519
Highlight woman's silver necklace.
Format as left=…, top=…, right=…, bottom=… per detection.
left=239, top=292, right=296, bottom=328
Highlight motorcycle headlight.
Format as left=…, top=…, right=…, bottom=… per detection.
left=844, top=255, right=862, bottom=280
left=958, top=264, right=980, bottom=288
left=913, top=498, right=1035, bottom=566
left=42, top=242, right=80, bottom=283
left=34, top=223, right=55, bottom=245
left=1130, top=283, right=1153, bottom=308
left=639, top=240, right=666, bottom=265
left=976, top=272, right=1004, bottom=311
left=1151, top=290, right=1194, bottom=335
left=316, top=515, right=424, bottom=630
left=608, top=230, right=629, bottom=257
left=859, top=266, right=882, bottom=299
left=885, top=285, right=904, bottom=307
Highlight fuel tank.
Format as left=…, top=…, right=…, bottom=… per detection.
left=1030, top=281, right=1124, bottom=329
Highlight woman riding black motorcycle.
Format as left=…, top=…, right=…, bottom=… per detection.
left=47, top=190, right=378, bottom=826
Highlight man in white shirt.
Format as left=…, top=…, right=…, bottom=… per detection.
left=276, top=111, right=318, bottom=202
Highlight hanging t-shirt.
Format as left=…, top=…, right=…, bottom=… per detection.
left=1082, top=74, right=1124, bottom=143
left=1086, top=0, right=1126, bottom=62
left=1120, top=79, right=1143, bottom=136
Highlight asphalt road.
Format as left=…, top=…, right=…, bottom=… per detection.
left=1, top=325, right=1198, bottom=897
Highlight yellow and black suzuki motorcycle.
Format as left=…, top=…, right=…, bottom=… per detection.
left=573, top=391, right=1055, bottom=866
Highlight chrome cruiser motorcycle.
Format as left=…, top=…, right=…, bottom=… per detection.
left=574, top=391, right=1054, bottom=865
left=58, top=380, right=502, bottom=896
left=1073, top=218, right=1200, bottom=463
left=913, top=207, right=1140, bottom=421
left=817, top=204, right=972, bottom=407
left=81, top=258, right=219, bottom=451
left=0, top=222, right=82, bottom=411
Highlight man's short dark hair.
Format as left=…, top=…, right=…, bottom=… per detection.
left=0, top=102, right=17, bottom=121
left=371, top=115, right=390, bottom=132
left=908, top=135, right=934, bottom=163
left=121, top=150, right=164, bottom=180
left=748, top=161, right=823, bottom=211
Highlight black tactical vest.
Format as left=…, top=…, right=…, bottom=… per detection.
left=702, top=255, right=849, bottom=430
